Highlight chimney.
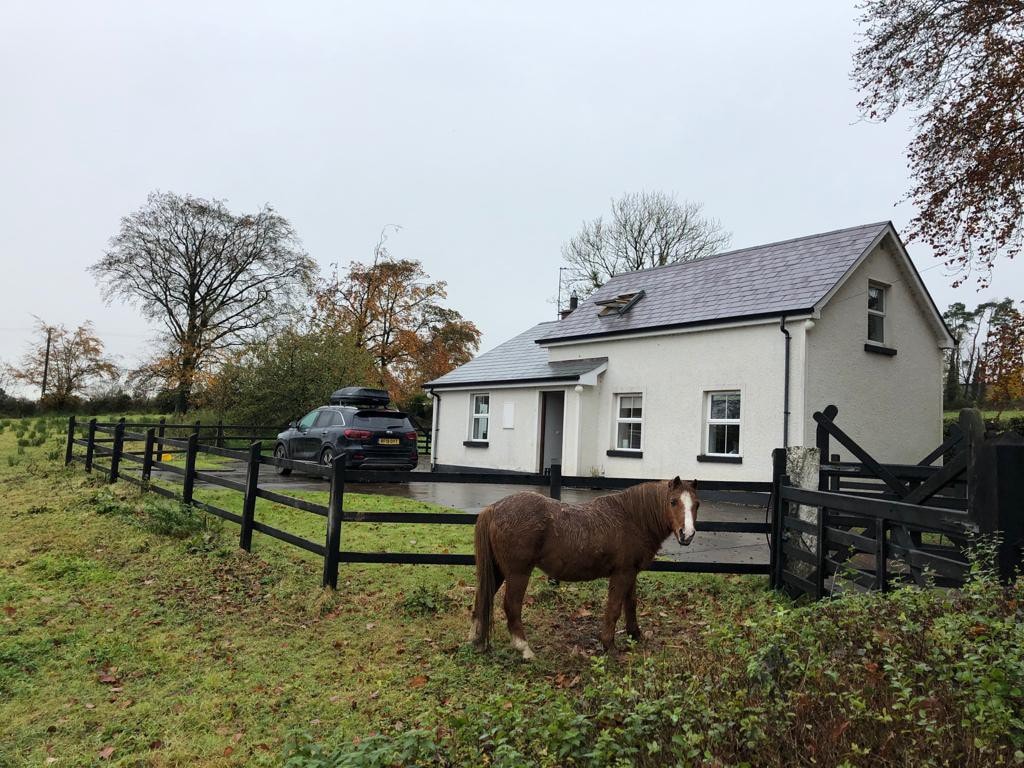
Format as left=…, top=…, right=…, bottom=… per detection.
left=559, top=293, right=579, bottom=320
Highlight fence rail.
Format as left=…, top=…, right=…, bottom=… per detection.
left=64, top=416, right=771, bottom=588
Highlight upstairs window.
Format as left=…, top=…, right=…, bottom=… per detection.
left=596, top=290, right=645, bottom=317
left=471, top=394, right=490, bottom=441
left=615, top=393, right=643, bottom=450
left=706, top=391, right=741, bottom=455
left=867, top=283, right=886, bottom=344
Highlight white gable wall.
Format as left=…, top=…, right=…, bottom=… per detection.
left=803, top=239, right=945, bottom=462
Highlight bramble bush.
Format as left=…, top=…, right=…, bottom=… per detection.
left=283, top=564, right=1024, bottom=768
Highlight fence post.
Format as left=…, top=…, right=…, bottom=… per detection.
left=85, top=418, right=97, bottom=472
left=109, top=421, right=125, bottom=484
left=323, top=457, right=345, bottom=589
left=64, top=416, right=76, bottom=466
left=182, top=432, right=198, bottom=505
left=216, top=419, right=225, bottom=449
left=814, top=499, right=826, bottom=600
left=549, top=463, right=562, bottom=501
left=156, top=417, right=166, bottom=460
left=240, top=442, right=262, bottom=552
left=875, top=518, right=888, bottom=592
left=816, top=404, right=836, bottom=490
left=142, top=428, right=156, bottom=483
left=992, top=444, right=1024, bottom=582
left=193, top=420, right=201, bottom=443
left=769, top=448, right=786, bottom=589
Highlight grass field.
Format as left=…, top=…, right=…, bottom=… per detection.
left=944, top=409, right=1024, bottom=421
left=1, top=415, right=1022, bottom=766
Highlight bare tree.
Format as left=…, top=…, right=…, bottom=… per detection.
left=92, top=192, right=316, bottom=412
left=853, top=0, right=1024, bottom=287
left=10, top=319, right=118, bottom=407
left=562, top=192, right=730, bottom=297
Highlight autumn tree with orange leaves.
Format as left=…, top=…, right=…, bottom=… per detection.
left=979, top=303, right=1024, bottom=419
left=10, top=319, right=118, bottom=409
left=853, top=0, right=1024, bottom=286
left=313, top=231, right=480, bottom=404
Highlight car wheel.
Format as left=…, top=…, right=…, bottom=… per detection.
left=320, top=446, right=335, bottom=466
left=274, top=445, right=291, bottom=476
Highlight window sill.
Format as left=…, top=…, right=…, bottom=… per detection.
left=606, top=449, right=643, bottom=458
left=864, top=343, right=897, bottom=357
left=697, top=454, right=742, bottom=464
left=463, top=440, right=489, bottom=448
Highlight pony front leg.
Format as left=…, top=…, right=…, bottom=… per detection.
left=502, top=572, right=534, bottom=660
left=600, top=574, right=631, bottom=651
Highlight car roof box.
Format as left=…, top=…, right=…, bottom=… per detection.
left=329, top=387, right=391, bottom=407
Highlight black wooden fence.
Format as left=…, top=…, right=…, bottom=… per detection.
left=771, top=406, right=1024, bottom=598
left=65, top=417, right=773, bottom=589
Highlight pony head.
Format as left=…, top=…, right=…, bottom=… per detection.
left=666, top=476, right=699, bottom=546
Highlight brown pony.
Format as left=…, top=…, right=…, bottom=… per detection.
left=470, top=477, right=699, bottom=659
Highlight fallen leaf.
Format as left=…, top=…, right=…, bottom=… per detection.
left=574, top=608, right=593, bottom=618
left=232, top=732, right=244, bottom=743
left=502, top=701, right=513, bottom=710
left=45, top=759, right=57, bottom=765
left=98, top=746, right=114, bottom=760
left=2, top=605, right=14, bottom=617
left=223, top=746, right=234, bottom=757
left=149, top=740, right=163, bottom=750
left=409, top=675, right=428, bottom=688
left=84, top=703, right=96, bottom=710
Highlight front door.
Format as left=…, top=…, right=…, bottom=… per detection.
left=540, top=391, right=565, bottom=473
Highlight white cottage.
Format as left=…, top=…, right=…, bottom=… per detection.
left=424, top=222, right=954, bottom=481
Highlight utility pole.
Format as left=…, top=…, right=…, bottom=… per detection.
left=40, top=327, right=52, bottom=398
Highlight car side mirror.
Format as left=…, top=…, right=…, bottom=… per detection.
left=288, top=420, right=296, bottom=429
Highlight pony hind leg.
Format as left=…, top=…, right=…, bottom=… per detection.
left=502, top=571, right=534, bottom=660
left=600, top=573, right=632, bottom=651
left=623, top=576, right=641, bottom=642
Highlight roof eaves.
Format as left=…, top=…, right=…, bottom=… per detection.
left=535, top=307, right=818, bottom=345
left=423, top=373, right=585, bottom=390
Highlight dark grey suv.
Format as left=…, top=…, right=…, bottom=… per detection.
left=273, top=405, right=419, bottom=473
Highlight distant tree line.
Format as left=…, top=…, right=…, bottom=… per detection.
left=4, top=193, right=481, bottom=424
left=943, top=298, right=1023, bottom=417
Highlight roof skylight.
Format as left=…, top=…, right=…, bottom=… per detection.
left=595, top=290, right=645, bottom=317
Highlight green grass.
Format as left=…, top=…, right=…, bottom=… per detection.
left=1, top=416, right=1022, bottom=766
left=944, top=408, right=1024, bottom=421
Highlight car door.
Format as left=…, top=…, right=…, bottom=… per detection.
left=290, top=409, right=320, bottom=460
left=307, top=410, right=338, bottom=459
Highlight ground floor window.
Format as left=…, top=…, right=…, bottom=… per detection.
left=615, top=393, right=643, bottom=451
left=470, top=393, right=490, bottom=441
left=706, top=391, right=741, bottom=455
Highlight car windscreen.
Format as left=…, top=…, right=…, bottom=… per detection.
left=351, top=411, right=413, bottom=431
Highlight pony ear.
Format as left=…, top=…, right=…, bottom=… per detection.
left=692, top=479, right=698, bottom=490
left=671, top=476, right=682, bottom=488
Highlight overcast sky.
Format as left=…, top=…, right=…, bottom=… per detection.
left=2, top=1, right=1022, bottom=394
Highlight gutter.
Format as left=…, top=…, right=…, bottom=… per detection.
left=779, top=316, right=791, bottom=449
left=535, top=307, right=817, bottom=346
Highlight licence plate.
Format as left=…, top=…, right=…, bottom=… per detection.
left=378, top=438, right=400, bottom=445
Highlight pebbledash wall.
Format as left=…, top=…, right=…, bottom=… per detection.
left=431, top=242, right=947, bottom=481
left=802, top=240, right=945, bottom=463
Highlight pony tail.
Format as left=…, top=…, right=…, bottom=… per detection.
left=472, top=506, right=497, bottom=649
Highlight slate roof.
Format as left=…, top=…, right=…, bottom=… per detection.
left=424, top=321, right=607, bottom=389
left=538, top=221, right=892, bottom=345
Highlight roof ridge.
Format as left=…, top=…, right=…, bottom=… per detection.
left=597, top=220, right=892, bottom=286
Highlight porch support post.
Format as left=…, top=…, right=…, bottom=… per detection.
left=560, top=385, right=585, bottom=477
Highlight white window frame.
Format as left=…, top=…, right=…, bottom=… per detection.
left=470, top=393, right=490, bottom=442
left=867, top=281, right=888, bottom=345
left=704, top=390, right=742, bottom=457
left=613, top=392, right=644, bottom=452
